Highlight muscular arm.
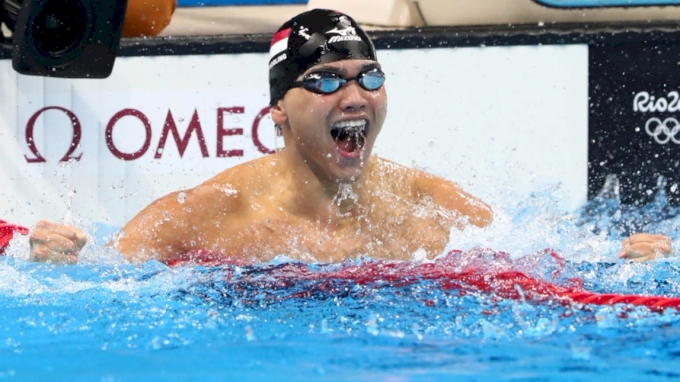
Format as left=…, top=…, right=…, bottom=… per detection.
left=114, top=183, right=240, bottom=263
left=412, top=172, right=493, bottom=229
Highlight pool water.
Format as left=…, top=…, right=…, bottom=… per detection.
left=1, top=184, right=680, bottom=381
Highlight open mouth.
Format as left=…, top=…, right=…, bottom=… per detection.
left=330, top=119, right=368, bottom=157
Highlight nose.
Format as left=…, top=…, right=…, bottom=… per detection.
left=338, top=80, right=367, bottom=112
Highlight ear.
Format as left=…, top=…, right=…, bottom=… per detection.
left=270, top=100, right=288, bottom=126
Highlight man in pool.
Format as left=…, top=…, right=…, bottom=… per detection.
left=25, top=9, right=672, bottom=264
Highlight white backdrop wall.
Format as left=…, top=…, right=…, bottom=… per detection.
left=0, top=45, right=588, bottom=228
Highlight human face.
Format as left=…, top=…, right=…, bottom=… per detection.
left=276, top=59, right=387, bottom=183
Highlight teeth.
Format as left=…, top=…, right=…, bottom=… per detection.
left=332, top=119, right=367, bottom=129
left=330, top=119, right=368, bottom=143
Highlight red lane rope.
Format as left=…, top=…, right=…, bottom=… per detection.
left=1, top=220, right=677, bottom=313
left=167, top=248, right=680, bottom=313
left=0, top=220, right=29, bottom=255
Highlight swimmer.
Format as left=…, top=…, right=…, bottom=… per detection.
left=25, top=9, right=673, bottom=264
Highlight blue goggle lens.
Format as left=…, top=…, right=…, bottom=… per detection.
left=360, top=72, right=385, bottom=90
left=298, top=69, right=385, bottom=94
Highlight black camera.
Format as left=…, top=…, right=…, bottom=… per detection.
left=1, top=0, right=127, bottom=78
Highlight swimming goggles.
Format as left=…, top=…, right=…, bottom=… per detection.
left=291, top=68, right=386, bottom=95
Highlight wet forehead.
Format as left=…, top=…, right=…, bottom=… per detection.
left=302, top=59, right=381, bottom=76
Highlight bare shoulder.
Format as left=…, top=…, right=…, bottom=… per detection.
left=115, top=183, right=241, bottom=261
left=372, top=156, right=410, bottom=173
left=206, top=155, right=276, bottom=190
left=373, top=156, right=493, bottom=228
left=115, top=156, right=275, bottom=261
left=371, top=156, right=447, bottom=190
left=369, top=156, right=416, bottom=187
left=198, top=154, right=280, bottom=202
left=168, top=154, right=285, bottom=220
left=150, top=163, right=250, bottom=219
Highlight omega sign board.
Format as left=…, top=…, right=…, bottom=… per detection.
left=589, top=42, right=680, bottom=205
left=0, top=43, right=588, bottom=228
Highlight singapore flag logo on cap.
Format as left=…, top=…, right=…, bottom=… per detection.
left=269, top=27, right=291, bottom=67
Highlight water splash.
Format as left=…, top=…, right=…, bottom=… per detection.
left=330, top=183, right=360, bottom=219
left=1, top=182, right=680, bottom=379
left=449, top=177, right=680, bottom=265
left=577, top=175, right=680, bottom=244
left=447, top=183, right=613, bottom=262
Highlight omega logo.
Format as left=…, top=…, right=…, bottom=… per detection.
left=23, top=106, right=280, bottom=163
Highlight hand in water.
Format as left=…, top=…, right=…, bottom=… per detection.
left=618, top=233, right=673, bottom=262
left=29, top=220, right=87, bottom=264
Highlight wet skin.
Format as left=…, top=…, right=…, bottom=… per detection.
left=27, top=60, right=671, bottom=264
left=275, top=60, right=386, bottom=185
left=109, top=59, right=493, bottom=263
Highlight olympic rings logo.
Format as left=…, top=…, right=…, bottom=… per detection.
left=644, top=117, right=680, bottom=145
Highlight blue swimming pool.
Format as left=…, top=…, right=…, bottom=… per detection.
left=1, top=185, right=679, bottom=381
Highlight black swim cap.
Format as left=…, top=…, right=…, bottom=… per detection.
left=268, top=9, right=378, bottom=106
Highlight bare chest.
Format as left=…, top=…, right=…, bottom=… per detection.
left=205, top=205, right=450, bottom=262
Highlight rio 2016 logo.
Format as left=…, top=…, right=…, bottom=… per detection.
left=22, top=106, right=279, bottom=163
left=633, top=91, right=680, bottom=145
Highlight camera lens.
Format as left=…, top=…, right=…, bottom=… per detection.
left=32, top=0, right=87, bottom=56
